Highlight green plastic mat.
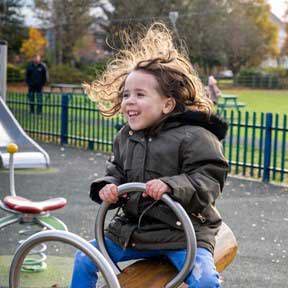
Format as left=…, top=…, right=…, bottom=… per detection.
left=0, top=255, right=73, bottom=288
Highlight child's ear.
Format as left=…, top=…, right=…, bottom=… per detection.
left=163, top=97, right=176, bottom=114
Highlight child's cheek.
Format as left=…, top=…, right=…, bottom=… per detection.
left=119, top=106, right=126, bottom=117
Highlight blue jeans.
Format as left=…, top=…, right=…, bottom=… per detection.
left=70, top=237, right=221, bottom=288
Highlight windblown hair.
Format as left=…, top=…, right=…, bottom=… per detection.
left=84, top=23, right=212, bottom=117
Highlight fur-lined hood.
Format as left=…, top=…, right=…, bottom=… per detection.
left=164, top=111, right=228, bottom=141
left=147, top=110, right=228, bottom=141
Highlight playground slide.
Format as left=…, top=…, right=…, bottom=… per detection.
left=0, top=97, right=50, bottom=169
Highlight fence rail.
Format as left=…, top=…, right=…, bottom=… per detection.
left=5, top=92, right=288, bottom=184
left=216, top=75, right=288, bottom=90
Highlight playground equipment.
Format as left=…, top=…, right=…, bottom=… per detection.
left=0, top=98, right=50, bottom=169
left=9, top=230, right=121, bottom=288
left=0, top=40, right=49, bottom=169
left=0, top=40, right=7, bottom=101
left=96, top=183, right=238, bottom=287
left=9, top=182, right=237, bottom=287
left=96, top=183, right=197, bottom=288
left=0, top=143, right=67, bottom=271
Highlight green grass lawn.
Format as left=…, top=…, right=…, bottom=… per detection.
left=6, top=90, right=288, bottom=183
left=222, top=88, right=288, bottom=115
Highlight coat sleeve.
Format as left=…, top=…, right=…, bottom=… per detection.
left=25, top=64, right=32, bottom=86
left=160, top=128, right=228, bottom=213
left=42, top=63, right=49, bottom=85
left=90, top=134, right=126, bottom=204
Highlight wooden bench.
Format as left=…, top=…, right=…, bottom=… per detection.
left=114, top=222, right=237, bottom=288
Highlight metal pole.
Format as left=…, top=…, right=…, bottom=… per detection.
left=169, top=11, right=179, bottom=39
left=0, top=40, right=7, bottom=101
left=9, top=152, right=16, bottom=196
left=61, top=93, right=69, bottom=145
left=263, top=113, right=273, bottom=182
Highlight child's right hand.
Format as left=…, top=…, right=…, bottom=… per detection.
left=99, top=184, right=119, bottom=204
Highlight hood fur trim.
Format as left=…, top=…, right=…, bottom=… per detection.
left=165, top=111, right=228, bottom=140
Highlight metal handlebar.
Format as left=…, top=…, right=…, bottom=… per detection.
left=9, top=230, right=121, bottom=288
left=95, top=182, right=197, bottom=288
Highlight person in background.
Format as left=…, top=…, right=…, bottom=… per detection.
left=207, top=75, right=221, bottom=105
left=25, top=54, right=48, bottom=114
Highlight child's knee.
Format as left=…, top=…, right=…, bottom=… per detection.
left=74, top=249, right=99, bottom=272
left=198, top=272, right=221, bottom=288
left=186, top=271, right=220, bottom=288
left=186, top=260, right=221, bottom=288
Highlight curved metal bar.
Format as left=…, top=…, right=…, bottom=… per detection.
left=9, top=230, right=120, bottom=288
left=95, top=182, right=197, bottom=288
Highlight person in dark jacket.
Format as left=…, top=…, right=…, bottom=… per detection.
left=25, top=54, right=48, bottom=114
left=70, top=23, right=229, bottom=288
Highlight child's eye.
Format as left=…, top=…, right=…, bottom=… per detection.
left=123, top=93, right=129, bottom=98
left=137, top=93, right=145, bottom=97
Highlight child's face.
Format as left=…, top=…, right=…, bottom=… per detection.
left=121, top=70, right=173, bottom=131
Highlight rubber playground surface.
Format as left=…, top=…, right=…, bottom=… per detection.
left=0, top=142, right=287, bottom=288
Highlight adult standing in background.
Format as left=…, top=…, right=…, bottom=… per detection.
left=25, top=54, right=48, bottom=114
left=208, top=75, right=221, bottom=105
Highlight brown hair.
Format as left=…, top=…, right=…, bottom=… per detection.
left=84, top=23, right=212, bottom=117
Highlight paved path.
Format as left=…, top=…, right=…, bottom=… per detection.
left=1, top=142, right=287, bottom=287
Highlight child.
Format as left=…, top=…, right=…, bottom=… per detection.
left=70, top=23, right=228, bottom=288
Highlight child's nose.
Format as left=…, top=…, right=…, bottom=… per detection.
left=126, top=95, right=137, bottom=104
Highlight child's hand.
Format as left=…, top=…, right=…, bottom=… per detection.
left=99, top=184, right=119, bottom=204
left=143, top=179, right=171, bottom=200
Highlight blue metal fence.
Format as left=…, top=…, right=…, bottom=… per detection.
left=6, top=91, right=288, bottom=183
left=220, top=110, right=287, bottom=183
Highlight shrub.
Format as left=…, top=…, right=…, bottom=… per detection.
left=49, top=61, right=109, bottom=84
left=235, top=68, right=280, bottom=89
left=49, top=64, right=90, bottom=84
left=262, top=67, right=288, bottom=77
left=77, top=60, right=108, bottom=82
left=7, top=63, right=25, bottom=82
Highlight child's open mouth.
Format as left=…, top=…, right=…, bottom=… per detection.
left=127, top=111, right=140, bottom=120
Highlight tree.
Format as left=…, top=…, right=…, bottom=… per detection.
left=20, top=27, right=47, bottom=59
left=103, top=0, right=227, bottom=75
left=101, top=0, right=185, bottom=50
left=219, top=0, right=278, bottom=74
left=0, top=0, right=26, bottom=59
left=34, top=0, right=99, bottom=65
left=103, top=0, right=279, bottom=75
left=176, top=0, right=227, bottom=74
left=238, top=0, right=278, bottom=66
left=280, top=1, right=288, bottom=60
left=175, top=0, right=279, bottom=75
left=281, top=23, right=288, bottom=63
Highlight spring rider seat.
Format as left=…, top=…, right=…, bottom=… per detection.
left=0, top=143, right=67, bottom=271
left=9, top=182, right=237, bottom=288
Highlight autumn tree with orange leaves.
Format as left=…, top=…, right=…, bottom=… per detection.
left=20, top=28, right=47, bottom=59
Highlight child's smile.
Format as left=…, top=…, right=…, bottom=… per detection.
left=121, top=70, right=173, bottom=131
left=127, top=110, right=140, bottom=119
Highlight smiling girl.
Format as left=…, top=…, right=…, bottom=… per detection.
left=70, top=23, right=229, bottom=288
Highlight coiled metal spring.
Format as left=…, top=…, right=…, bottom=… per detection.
left=18, top=224, right=47, bottom=272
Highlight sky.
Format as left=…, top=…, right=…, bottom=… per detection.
left=268, top=0, right=287, bottom=20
